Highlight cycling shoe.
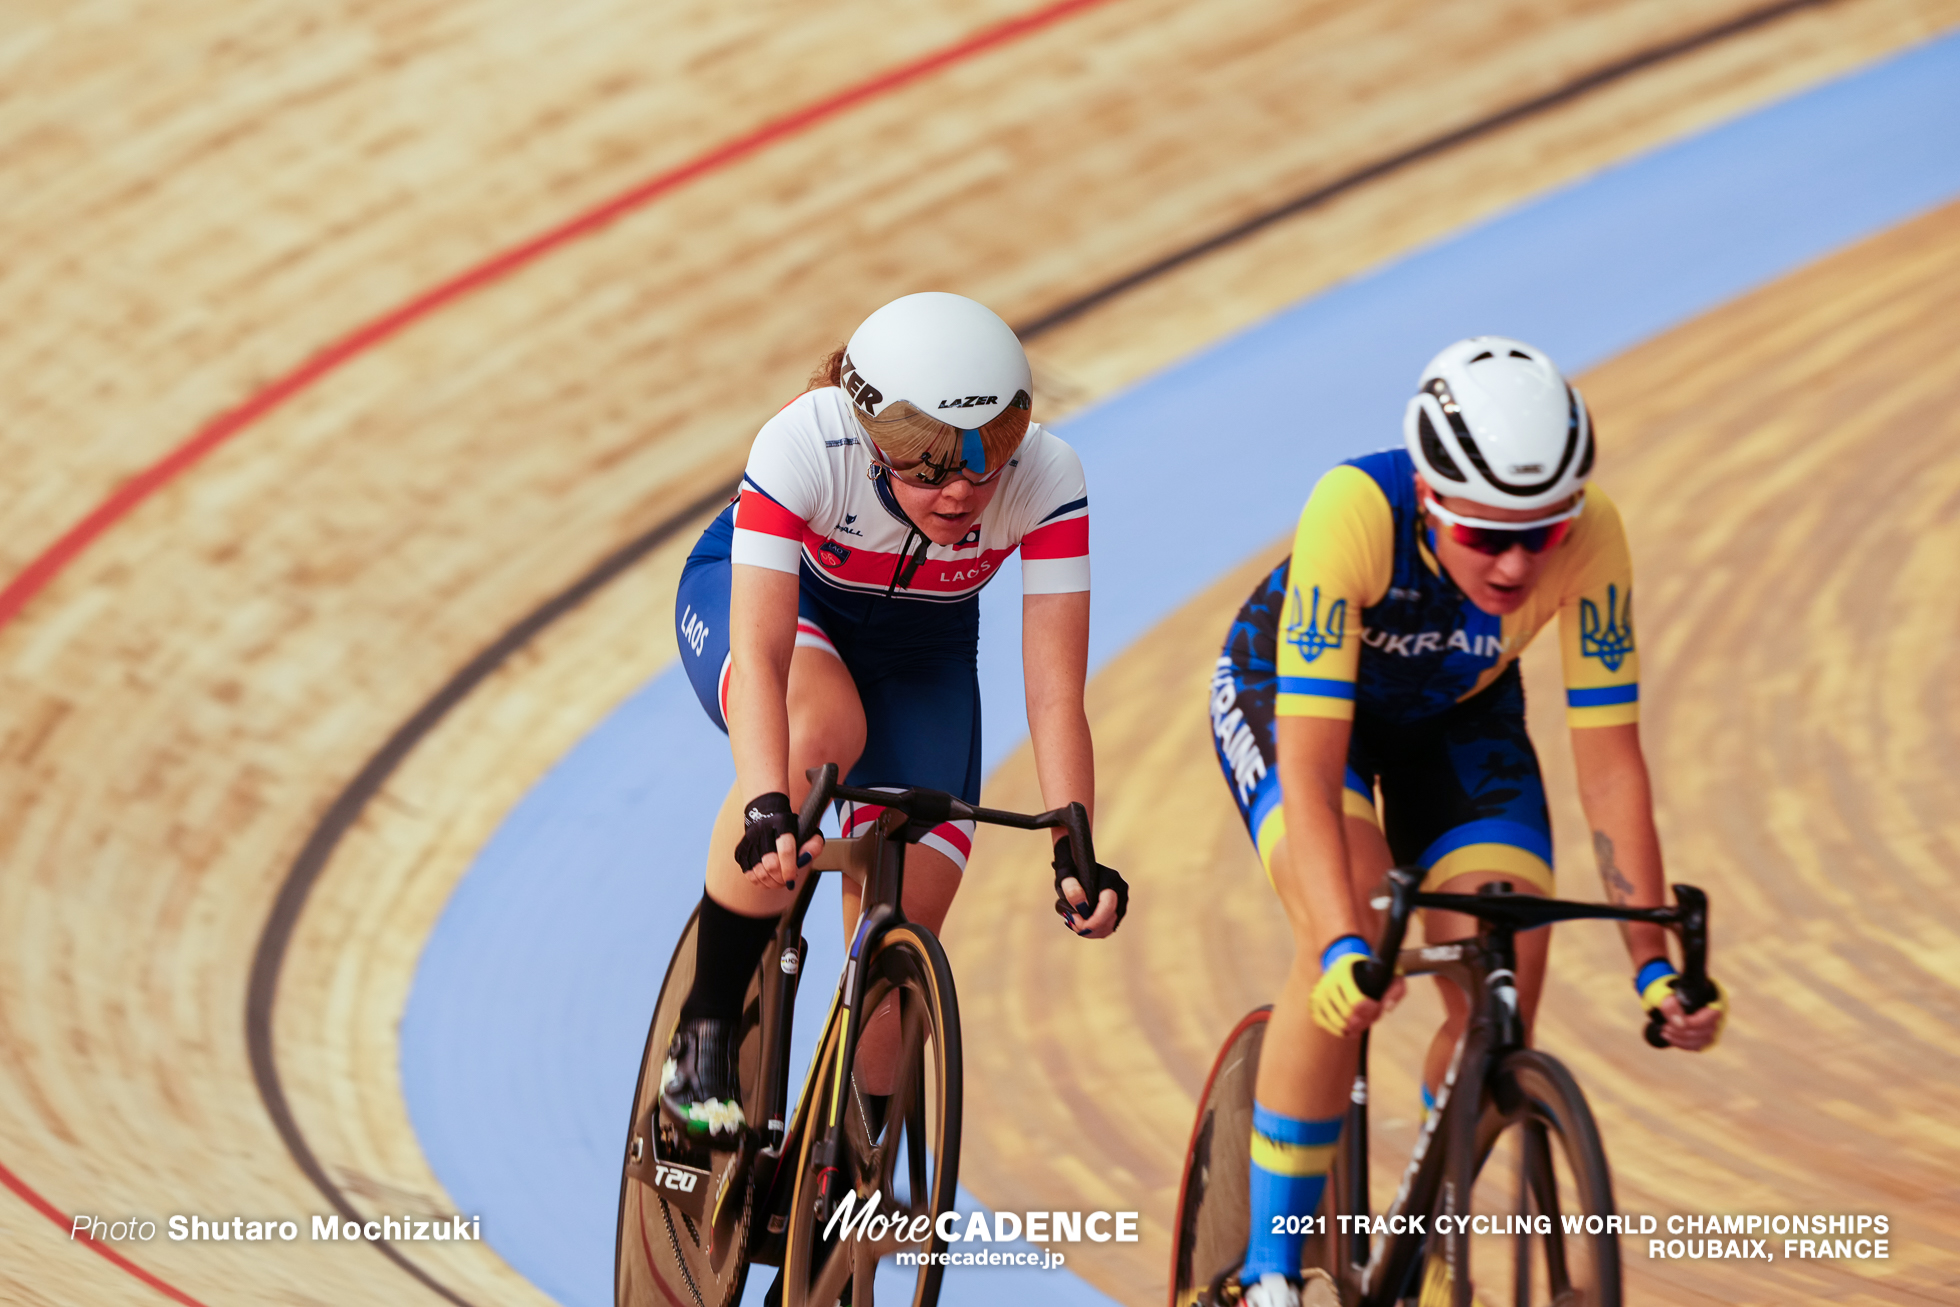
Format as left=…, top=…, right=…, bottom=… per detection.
left=659, top=1017, right=745, bottom=1139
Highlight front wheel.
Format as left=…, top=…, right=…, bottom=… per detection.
left=1168, top=1009, right=1266, bottom=1307
left=1427, top=1049, right=1621, bottom=1307
left=781, top=922, right=962, bottom=1307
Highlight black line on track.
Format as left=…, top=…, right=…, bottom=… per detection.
left=1014, top=0, right=1832, bottom=340
left=244, top=482, right=737, bottom=1306
left=245, top=2, right=1830, bottom=1301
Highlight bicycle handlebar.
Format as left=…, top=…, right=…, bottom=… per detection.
left=1645, top=883, right=1713, bottom=1047
left=1356, top=865, right=1713, bottom=1048
left=1355, top=865, right=1424, bottom=1000
left=798, top=764, right=1101, bottom=896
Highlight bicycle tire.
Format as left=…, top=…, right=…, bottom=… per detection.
left=1168, top=1009, right=1267, bottom=1307
left=1426, top=1049, right=1621, bottom=1307
left=615, top=909, right=763, bottom=1307
left=780, top=922, right=962, bottom=1307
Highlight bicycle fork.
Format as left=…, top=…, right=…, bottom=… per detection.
left=812, top=815, right=912, bottom=1225
left=1354, top=1021, right=1468, bottom=1303
left=811, top=899, right=895, bottom=1224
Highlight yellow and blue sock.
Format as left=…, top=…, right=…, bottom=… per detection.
left=1244, top=1102, right=1342, bottom=1283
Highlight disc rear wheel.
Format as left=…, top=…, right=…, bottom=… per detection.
left=616, top=910, right=763, bottom=1307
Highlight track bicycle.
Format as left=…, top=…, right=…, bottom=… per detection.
left=1170, top=867, right=1714, bottom=1307
left=616, top=763, right=1108, bottom=1307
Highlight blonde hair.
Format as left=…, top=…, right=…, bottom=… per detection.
left=808, top=344, right=1030, bottom=479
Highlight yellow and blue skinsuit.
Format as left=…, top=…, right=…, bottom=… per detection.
left=1209, top=447, right=1640, bottom=897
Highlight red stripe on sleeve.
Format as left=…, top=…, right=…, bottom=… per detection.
left=735, top=489, right=807, bottom=539
left=1021, top=515, right=1088, bottom=559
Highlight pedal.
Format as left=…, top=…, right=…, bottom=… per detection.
left=654, top=1108, right=715, bottom=1170
left=656, top=1081, right=751, bottom=1149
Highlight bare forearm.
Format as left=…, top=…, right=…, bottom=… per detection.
left=1572, top=723, right=1671, bottom=965
left=728, top=664, right=790, bottom=800
left=1027, top=699, right=1095, bottom=823
left=1275, top=715, right=1361, bottom=951
left=727, top=564, right=798, bottom=802
left=1023, top=590, right=1095, bottom=828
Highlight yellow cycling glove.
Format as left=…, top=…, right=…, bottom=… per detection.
left=1636, top=958, right=1729, bottom=1048
left=1310, top=935, right=1376, bottom=1037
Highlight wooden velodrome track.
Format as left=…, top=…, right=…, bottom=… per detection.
left=1, top=1, right=1956, bottom=1304
left=968, top=195, right=1960, bottom=1306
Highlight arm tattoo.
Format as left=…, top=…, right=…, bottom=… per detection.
left=1593, top=829, right=1636, bottom=905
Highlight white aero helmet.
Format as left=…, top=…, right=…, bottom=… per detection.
left=838, top=292, right=1033, bottom=483
left=1403, top=336, right=1594, bottom=512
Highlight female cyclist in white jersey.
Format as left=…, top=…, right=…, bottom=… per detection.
left=662, top=292, right=1128, bottom=1135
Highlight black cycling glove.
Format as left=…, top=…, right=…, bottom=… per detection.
left=1051, top=839, right=1129, bottom=933
left=734, top=791, right=797, bottom=873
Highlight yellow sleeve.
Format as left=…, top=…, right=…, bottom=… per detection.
left=1557, top=486, right=1641, bottom=727
left=1275, top=465, right=1393, bottom=719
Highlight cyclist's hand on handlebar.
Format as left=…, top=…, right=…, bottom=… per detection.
left=1638, top=960, right=1728, bottom=1051
left=734, top=791, right=824, bottom=890
left=1311, top=936, right=1405, bottom=1038
left=1051, top=839, right=1128, bottom=939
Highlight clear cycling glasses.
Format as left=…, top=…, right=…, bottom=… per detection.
left=1424, top=492, right=1584, bottom=556
left=868, top=440, right=1013, bottom=488
left=864, top=406, right=1029, bottom=488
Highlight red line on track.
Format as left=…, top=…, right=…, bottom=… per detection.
left=0, top=2, right=1118, bottom=1301
left=0, top=1159, right=209, bottom=1306
left=0, top=0, right=1118, bottom=635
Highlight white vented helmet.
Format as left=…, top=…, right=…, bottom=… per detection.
left=838, top=292, right=1032, bottom=429
left=1403, top=336, right=1594, bottom=512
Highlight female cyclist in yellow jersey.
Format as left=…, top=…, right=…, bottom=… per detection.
left=1208, top=337, right=1727, bottom=1307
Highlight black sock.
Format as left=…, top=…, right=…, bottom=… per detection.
left=679, top=892, right=780, bottom=1023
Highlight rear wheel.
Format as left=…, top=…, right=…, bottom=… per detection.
left=781, top=923, right=961, bottom=1307
left=615, top=910, right=763, bottom=1307
left=1427, top=1049, right=1621, bottom=1307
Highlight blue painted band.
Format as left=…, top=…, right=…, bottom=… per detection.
left=1568, top=684, right=1639, bottom=707
left=1277, top=676, right=1356, bottom=700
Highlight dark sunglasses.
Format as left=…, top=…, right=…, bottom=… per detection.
left=1425, top=494, right=1581, bottom=556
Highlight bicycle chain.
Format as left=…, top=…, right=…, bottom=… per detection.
left=659, top=1197, right=707, bottom=1307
